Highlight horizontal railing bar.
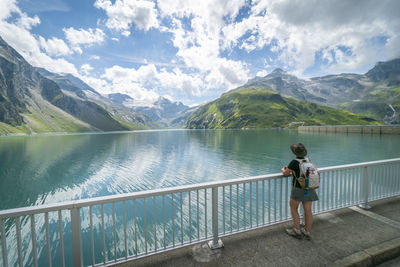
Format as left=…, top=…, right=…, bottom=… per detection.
left=1, top=158, right=399, bottom=219
left=317, top=158, right=400, bottom=172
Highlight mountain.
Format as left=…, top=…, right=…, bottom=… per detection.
left=106, top=93, right=191, bottom=127
left=337, top=59, right=400, bottom=124
left=0, top=35, right=152, bottom=135
left=244, top=68, right=327, bottom=104
left=340, top=86, right=400, bottom=124
left=186, top=87, right=379, bottom=129
left=168, top=105, right=198, bottom=127
left=35, top=67, right=98, bottom=99
left=133, top=97, right=189, bottom=120
left=37, top=70, right=154, bottom=129
left=365, top=59, right=400, bottom=85
left=64, top=73, right=101, bottom=95
left=243, top=59, right=400, bottom=123
left=107, top=93, right=134, bottom=104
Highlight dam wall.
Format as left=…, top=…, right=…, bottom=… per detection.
left=298, top=125, right=400, bottom=134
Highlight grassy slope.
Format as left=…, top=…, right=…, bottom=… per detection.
left=90, top=99, right=154, bottom=130
left=0, top=100, right=149, bottom=135
left=340, top=86, right=400, bottom=122
left=111, top=115, right=151, bottom=130
left=187, top=87, right=380, bottom=129
left=0, top=122, right=31, bottom=134
left=0, top=96, right=94, bottom=134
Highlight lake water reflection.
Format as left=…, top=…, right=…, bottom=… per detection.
left=1, top=129, right=400, bottom=266
left=1, top=129, right=400, bottom=211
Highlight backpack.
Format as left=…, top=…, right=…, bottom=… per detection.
left=294, top=158, right=320, bottom=190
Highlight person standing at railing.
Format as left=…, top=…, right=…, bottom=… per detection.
left=281, top=143, right=319, bottom=240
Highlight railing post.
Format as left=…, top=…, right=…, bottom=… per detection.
left=1, top=219, right=8, bottom=267
left=358, top=166, right=371, bottom=210
left=70, top=207, right=83, bottom=267
left=208, top=187, right=224, bottom=249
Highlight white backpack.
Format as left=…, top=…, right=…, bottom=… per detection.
left=295, top=158, right=320, bottom=190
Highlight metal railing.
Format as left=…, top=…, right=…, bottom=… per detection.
left=1, top=158, right=400, bottom=267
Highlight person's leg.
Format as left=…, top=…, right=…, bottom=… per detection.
left=302, top=201, right=313, bottom=232
left=290, top=198, right=301, bottom=230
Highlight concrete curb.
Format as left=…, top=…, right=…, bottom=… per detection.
left=332, top=237, right=400, bottom=266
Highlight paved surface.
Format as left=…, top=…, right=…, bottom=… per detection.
left=118, top=196, right=400, bottom=267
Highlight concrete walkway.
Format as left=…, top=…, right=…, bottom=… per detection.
left=119, top=196, right=400, bottom=267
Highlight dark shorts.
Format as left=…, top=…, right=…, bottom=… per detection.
left=290, top=187, right=319, bottom=202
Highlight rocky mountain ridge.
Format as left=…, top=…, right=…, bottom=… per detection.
left=106, top=93, right=191, bottom=127
left=242, top=59, right=400, bottom=123
left=0, top=36, right=153, bottom=134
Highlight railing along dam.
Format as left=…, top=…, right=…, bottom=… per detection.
left=1, top=158, right=400, bottom=267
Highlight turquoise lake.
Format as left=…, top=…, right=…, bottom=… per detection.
left=1, top=129, right=400, bottom=266
left=1, top=129, right=400, bottom=211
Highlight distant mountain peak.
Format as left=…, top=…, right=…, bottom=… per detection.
left=366, top=57, right=400, bottom=84
left=107, top=93, right=134, bottom=104
left=154, top=96, right=185, bottom=107
left=271, top=68, right=286, bottom=74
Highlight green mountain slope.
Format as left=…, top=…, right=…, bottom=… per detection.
left=340, top=86, right=400, bottom=124
left=186, top=87, right=380, bottom=129
left=243, top=58, right=400, bottom=124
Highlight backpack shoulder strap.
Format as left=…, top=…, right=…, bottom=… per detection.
left=295, top=158, right=308, bottom=163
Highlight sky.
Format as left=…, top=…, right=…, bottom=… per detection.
left=0, top=0, right=399, bottom=106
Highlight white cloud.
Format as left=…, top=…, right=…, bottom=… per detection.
left=94, top=0, right=159, bottom=34
left=80, top=75, right=108, bottom=92
left=101, top=64, right=160, bottom=105
left=80, top=64, right=93, bottom=75
left=0, top=1, right=79, bottom=76
left=102, top=64, right=158, bottom=84
left=256, top=70, right=268, bottom=77
left=99, top=63, right=207, bottom=104
left=39, top=36, right=72, bottom=57
left=158, top=0, right=250, bottom=91
left=90, top=55, right=101, bottom=60
left=0, top=0, right=19, bottom=20
left=220, top=0, right=400, bottom=75
left=205, top=58, right=249, bottom=90
left=63, top=27, right=105, bottom=54
left=16, top=12, right=40, bottom=30
left=157, top=68, right=203, bottom=97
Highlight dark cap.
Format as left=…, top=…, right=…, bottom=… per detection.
left=290, top=143, right=307, bottom=157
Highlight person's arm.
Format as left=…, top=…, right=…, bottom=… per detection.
left=281, top=166, right=293, bottom=176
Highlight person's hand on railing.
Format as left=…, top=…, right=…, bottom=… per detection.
left=281, top=166, right=292, bottom=176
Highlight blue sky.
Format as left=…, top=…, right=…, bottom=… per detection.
left=0, top=0, right=399, bottom=106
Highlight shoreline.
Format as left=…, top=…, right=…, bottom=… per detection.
left=2, top=124, right=400, bottom=138
left=0, top=128, right=191, bottom=138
